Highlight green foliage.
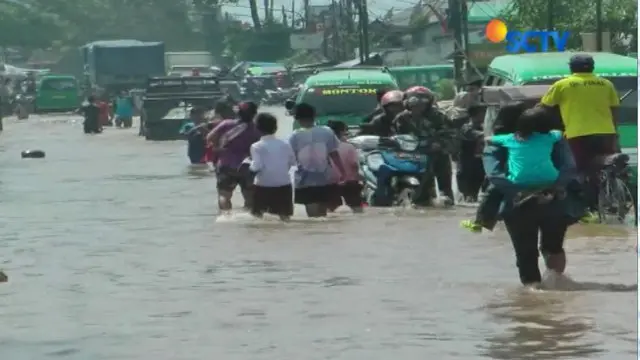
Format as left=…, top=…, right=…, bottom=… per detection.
left=0, top=2, right=61, bottom=47
left=503, top=0, right=637, bottom=52
left=0, top=0, right=293, bottom=62
left=224, top=22, right=292, bottom=62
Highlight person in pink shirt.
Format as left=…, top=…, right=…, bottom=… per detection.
left=327, top=120, right=363, bottom=213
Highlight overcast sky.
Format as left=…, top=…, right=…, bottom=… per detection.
left=222, top=0, right=418, bottom=22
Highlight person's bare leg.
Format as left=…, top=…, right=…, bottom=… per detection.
left=544, top=253, right=566, bottom=274
left=218, top=190, right=233, bottom=212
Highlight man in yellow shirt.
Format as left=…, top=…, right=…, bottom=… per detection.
left=541, top=54, right=620, bottom=217
left=540, top=54, right=620, bottom=173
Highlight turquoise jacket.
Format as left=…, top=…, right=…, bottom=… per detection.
left=482, top=139, right=587, bottom=224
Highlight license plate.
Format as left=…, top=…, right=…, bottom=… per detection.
left=395, top=152, right=422, bottom=160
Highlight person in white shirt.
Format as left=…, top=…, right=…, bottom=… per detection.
left=249, top=113, right=296, bottom=220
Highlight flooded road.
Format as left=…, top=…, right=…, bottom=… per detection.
left=0, top=110, right=636, bottom=360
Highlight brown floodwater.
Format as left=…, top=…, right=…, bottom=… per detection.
left=0, top=110, right=636, bottom=360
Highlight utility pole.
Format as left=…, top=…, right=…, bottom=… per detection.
left=338, top=0, right=345, bottom=59
left=291, top=0, right=296, bottom=29
left=595, top=0, right=603, bottom=50
left=461, top=0, right=471, bottom=80
left=356, top=0, right=365, bottom=63
left=448, top=0, right=464, bottom=88
left=361, top=0, right=370, bottom=61
left=322, top=12, right=329, bottom=58
left=345, top=0, right=354, bottom=58
left=303, top=0, right=310, bottom=29
left=546, top=0, right=554, bottom=30
left=331, top=1, right=339, bottom=60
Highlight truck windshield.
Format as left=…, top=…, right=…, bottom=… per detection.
left=41, top=79, right=76, bottom=91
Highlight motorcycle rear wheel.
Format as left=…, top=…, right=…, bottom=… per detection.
left=394, top=187, right=416, bottom=207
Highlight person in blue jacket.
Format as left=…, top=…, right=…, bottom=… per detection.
left=113, top=90, right=134, bottom=128
left=180, top=107, right=208, bottom=164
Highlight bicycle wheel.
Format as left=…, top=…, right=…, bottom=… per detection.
left=597, top=172, right=636, bottom=225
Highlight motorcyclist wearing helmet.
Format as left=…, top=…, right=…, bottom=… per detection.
left=394, top=86, right=456, bottom=205
left=362, top=88, right=389, bottom=123
left=359, top=90, right=404, bottom=137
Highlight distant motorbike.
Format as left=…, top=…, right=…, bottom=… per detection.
left=350, top=134, right=430, bottom=207
left=14, top=94, right=34, bottom=120
left=262, top=87, right=297, bottom=105
left=239, top=86, right=263, bottom=104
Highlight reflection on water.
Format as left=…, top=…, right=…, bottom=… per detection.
left=480, top=289, right=603, bottom=359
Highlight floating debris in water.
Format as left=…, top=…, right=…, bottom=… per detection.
left=21, top=149, right=46, bottom=159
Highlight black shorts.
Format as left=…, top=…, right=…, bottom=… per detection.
left=216, top=166, right=252, bottom=192
left=294, top=185, right=334, bottom=205
left=252, top=185, right=294, bottom=217
left=328, top=181, right=363, bottom=209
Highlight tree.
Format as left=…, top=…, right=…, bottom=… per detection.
left=503, top=0, right=637, bottom=52
left=0, top=0, right=292, bottom=61
left=0, top=0, right=200, bottom=49
left=0, top=1, right=62, bottom=47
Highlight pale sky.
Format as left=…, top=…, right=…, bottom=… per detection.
left=222, top=0, right=417, bottom=23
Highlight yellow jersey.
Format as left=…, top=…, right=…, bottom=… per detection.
left=540, top=73, right=619, bottom=139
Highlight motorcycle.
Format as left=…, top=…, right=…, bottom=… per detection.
left=13, top=94, right=34, bottom=120
left=239, top=86, right=263, bottom=104
left=262, top=87, right=297, bottom=105
left=349, top=134, right=430, bottom=207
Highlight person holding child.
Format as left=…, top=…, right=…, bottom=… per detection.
left=462, top=105, right=584, bottom=287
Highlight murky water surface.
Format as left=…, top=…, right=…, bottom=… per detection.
left=0, top=111, right=636, bottom=360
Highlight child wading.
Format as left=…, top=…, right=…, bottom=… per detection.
left=289, top=103, right=346, bottom=218
left=327, top=120, right=363, bottom=213
left=179, top=107, right=208, bottom=164
left=249, top=113, right=295, bottom=220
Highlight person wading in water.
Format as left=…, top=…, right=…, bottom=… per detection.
left=288, top=103, right=346, bottom=218
left=207, top=102, right=261, bottom=213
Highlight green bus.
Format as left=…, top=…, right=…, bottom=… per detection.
left=35, top=75, right=81, bottom=113
left=286, top=67, right=399, bottom=130
left=485, top=52, right=638, bottom=185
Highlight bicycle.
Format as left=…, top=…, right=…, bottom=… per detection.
left=594, top=153, right=636, bottom=225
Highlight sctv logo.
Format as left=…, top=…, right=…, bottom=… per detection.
left=485, top=19, right=569, bottom=53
